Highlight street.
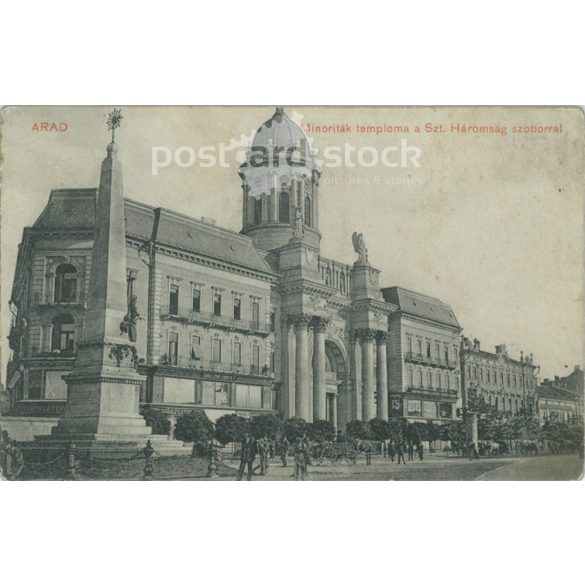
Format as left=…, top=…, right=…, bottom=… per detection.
left=225, top=453, right=584, bottom=481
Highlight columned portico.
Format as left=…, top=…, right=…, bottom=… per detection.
left=360, top=329, right=377, bottom=421
left=292, top=315, right=312, bottom=421
left=376, top=331, right=389, bottom=420
left=312, top=317, right=328, bottom=422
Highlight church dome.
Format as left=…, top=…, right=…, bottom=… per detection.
left=252, top=107, right=310, bottom=151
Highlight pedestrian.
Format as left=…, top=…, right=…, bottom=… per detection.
left=269, top=437, right=276, bottom=460
left=237, top=434, right=257, bottom=481
left=301, top=431, right=311, bottom=473
left=387, top=441, right=395, bottom=463
left=396, top=441, right=406, bottom=465
left=294, top=436, right=308, bottom=480
left=0, top=435, right=24, bottom=481
left=258, top=435, right=269, bottom=475
left=281, top=435, right=290, bottom=467
left=417, top=442, right=424, bottom=461
left=408, top=442, right=414, bottom=461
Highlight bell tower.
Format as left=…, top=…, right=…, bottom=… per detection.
left=239, top=107, right=321, bottom=251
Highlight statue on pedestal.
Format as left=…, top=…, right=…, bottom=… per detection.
left=352, top=232, right=369, bottom=265
left=291, top=207, right=305, bottom=241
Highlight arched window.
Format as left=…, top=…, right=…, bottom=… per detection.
left=427, top=371, right=432, bottom=388
left=51, top=314, right=75, bottom=352
left=418, top=370, right=423, bottom=388
left=278, top=190, right=289, bottom=223
left=304, top=196, right=312, bottom=227
left=325, top=268, right=332, bottom=286
left=408, top=368, right=414, bottom=387
left=436, top=372, right=441, bottom=389
left=54, top=264, right=78, bottom=303
left=253, top=197, right=262, bottom=225
left=339, top=273, right=346, bottom=294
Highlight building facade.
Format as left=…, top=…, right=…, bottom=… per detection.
left=5, top=108, right=466, bottom=434
left=382, top=287, right=462, bottom=423
left=537, top=370, right=584, bottom=424
left=460, top=337, right=538, bottom=416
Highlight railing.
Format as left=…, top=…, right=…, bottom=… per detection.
left=404, top=351, right=456, bottom=369
left=160, top=305, right=271, bottom=334
left=28, top=349, right=77, bottom=359
left=158, top=355, right=273, bottom=377
left=12, top=400, right=67, bottom=417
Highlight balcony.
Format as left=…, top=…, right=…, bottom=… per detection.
left=160, top=305, right=272, bottom=336
left=404, top=351, right=457, bottom=370
left=405, top=385, right=458, bottom=402
left=157, top=355, right=274, bottom=378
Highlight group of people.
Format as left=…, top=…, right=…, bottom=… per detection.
left=0, top=431, right=24, bottom=481
left=383, top=440, right=424, bottom=465
left=237, top=432, right=311, bottom=481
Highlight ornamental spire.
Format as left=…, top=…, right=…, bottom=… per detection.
left=106, top=108, right=123, bottom=143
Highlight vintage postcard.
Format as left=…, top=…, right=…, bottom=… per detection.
left=0, top=105, right=583, bottom=481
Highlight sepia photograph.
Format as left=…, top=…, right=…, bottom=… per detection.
left=1, top=105, right=583, bottom=481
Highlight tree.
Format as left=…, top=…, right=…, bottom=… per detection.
left=174, top=410, right=214, bottom=444
left=367, top=418, right=392, bottom=441
left=215, top=414, right=249, bottom=445
left=142, top=409, right=171, bottom=436
left=283, top=417, right=307, bottom=441
left=307, top=420, right=336, bottom=442
left=250, top=413, right=282, bottom=439
left=346, top=420, right=370, bottom=440
left=404, top=421, right=421, bottom=445
left=439, top=420, right=465, bottom=449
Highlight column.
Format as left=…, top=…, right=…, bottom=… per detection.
left=361, top=329, right=376, bottom=421
left=312, top=317, right=327, bottom=421
left=332, top=394, right=338, bottom=429
left=376, top=331, right=389, bottom=420
left=351, top=331, right=362, bottom=420
left=293, top=316, right=311, bottom=421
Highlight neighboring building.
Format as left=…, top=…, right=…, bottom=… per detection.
left=537, top=373, right=584, bottom=424
left=561, top=365, right=584, bottom=396
left=382, top=287, right=462, bottom=423
left=460, top=338, right=538, bottom=416
left=8, top=107, right=464, bottom=433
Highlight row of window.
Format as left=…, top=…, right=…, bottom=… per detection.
left=405, top=336, right=458, bottom=363
left=406, top=368, right=459, bottom=391
left=168, top=283, right=264, bottom=324
left=466, top=364, right=534, bottom=389
left=480, top=392, right=527, bottom=413
left=405, top=399, right=453, bottom=419
left=162, top=377, right=268, bottom=410
left=165, top=331, right=274, bottom=371
left=248, top=191, right=313, bottom=227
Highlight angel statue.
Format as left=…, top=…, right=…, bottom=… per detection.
left=291, top=207, right=305, bottom=240
left=352, top=232, right=368, bottom=265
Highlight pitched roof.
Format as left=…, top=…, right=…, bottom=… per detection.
left=34, top=188, right=98, bottom=229
left=382, top=286, right=460, bottom=329
left=538, top=384, right=583, bottom=402
left=32, top=189, right=274, bottom=276
left=154, top=207, right=274, bottom=274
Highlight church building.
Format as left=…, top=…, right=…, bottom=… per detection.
left=5, top=107, right=463, bottom=436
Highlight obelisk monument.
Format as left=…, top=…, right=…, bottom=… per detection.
left=53, top=110, right=151, bottom=439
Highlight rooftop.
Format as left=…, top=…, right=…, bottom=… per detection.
left=381, top=286, right=460, bottom=329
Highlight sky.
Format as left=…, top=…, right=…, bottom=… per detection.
left=1, top=105, right=583, bottom=380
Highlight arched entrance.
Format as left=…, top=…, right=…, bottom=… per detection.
left=324, top=339, right=350, bottom=430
